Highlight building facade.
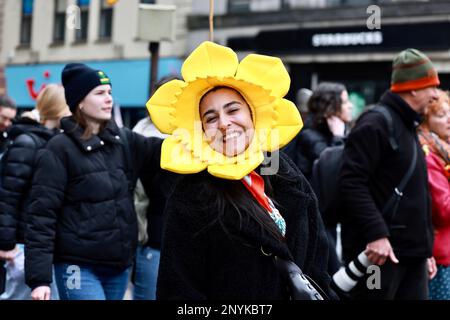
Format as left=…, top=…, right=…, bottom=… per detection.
left=1, top=0, right=192, bottom=125
left=189, top=0, right=450, bottom=116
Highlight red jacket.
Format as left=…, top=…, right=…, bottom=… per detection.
left=427, top=151, right=450, bottom=266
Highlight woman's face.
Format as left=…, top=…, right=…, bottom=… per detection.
left=428, top=102, right=450, bottom=141
left=337, top=90, right=353, bottom=123
left=79, top=84, right=113, bottom=122
left=200, top=87, right=254, bottom=157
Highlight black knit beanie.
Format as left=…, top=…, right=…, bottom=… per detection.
left=61, top=63, right=111, bottom=112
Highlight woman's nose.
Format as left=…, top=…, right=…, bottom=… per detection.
left=218, top=116, right=231, bottom=130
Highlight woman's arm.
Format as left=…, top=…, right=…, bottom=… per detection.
left=426, top=152, right=450, bottom=227
left=25, top=148, right=67, bottom=290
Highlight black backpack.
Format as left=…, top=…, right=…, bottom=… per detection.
left=310, top=105, right=398, bottom=226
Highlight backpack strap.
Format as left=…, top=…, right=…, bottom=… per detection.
left=382, top=136, right=418, bottom=225
left=371, top=105, right=399, bottom=151
left=370, top=105, right=418, bottom=226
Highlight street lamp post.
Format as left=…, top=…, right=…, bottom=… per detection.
left=149, top=41, right=159, bottom=96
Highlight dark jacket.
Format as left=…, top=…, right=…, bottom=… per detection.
left=157, top=152, right=334, bottom=300
left=0, top=131, right=8, bottom=155
left=339, top=91, right=433, bottom=262
left=142, top=173, right=179, bottom=249
left=283, top=121, right=344, bottom=180
left=0, top=117, right=57, bottom=250
left=25, top=117, right=163, bottom=290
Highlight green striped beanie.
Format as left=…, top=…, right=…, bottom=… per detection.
left=391, top=48, right=439, bottom=93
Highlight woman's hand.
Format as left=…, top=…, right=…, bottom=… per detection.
left=326, top=116, right=345, bottom=137
left=0, top=247, right=18, bottom=262
left=427, top=257, right=437, bottom=280
left=31, top=286, right=51, bottom=300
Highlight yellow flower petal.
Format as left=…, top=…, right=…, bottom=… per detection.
left=160, top=137, right=206, bottom=174
left=263, top=99, right=303, bottom=151
left=236, top=54, right=290, bottom=98
left=172, top=78, right=211, bottom=131
left=147, top=79, right=185, bottom=134
left=207, top=151, right=264, bottom=180
left=147, top=42, right=303, bottom=180
left=181, top=41, right=239, bottom=82
left=254, top=103, right=277, bottom=131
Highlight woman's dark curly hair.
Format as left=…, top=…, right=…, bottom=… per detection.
left=307, top=82, right=346, bottom=127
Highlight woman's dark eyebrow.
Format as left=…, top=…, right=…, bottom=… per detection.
left=223, top=101, right=241, bottom=109
left=202, top=101, right=241, bottom=118
left=202, top=109, right=215, bottom=118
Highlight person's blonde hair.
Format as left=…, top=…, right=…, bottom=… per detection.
left=36, top=84, right=70, bottom=124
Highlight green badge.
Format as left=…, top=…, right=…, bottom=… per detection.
left=98, top=71, right=110, bottom=84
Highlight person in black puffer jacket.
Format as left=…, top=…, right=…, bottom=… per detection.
left=0, top=84, right=70, bottom=299
left=25, top=64, right=165, bottom=300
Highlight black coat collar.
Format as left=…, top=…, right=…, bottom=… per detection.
left=380, top=90, right=422, bottom=130
left=60, top=116, right=123, bottom=152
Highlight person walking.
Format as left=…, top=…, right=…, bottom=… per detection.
left=0, top=84, right=70, bottom=299
left=339, top=48, right=438, bottom=300
left=25, top=64, right=164, bottom=300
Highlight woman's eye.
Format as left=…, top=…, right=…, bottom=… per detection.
left=205, top=117, right=217, bottom=123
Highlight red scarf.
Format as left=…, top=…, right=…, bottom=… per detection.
left=241, top=171, right=286, bottom=237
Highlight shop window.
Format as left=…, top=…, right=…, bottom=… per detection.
left=228, top=0, right=251, bottom=13
left=75, top=0, right=90, bottom=42
left=20, top=0, right=33, bottom=45
left=99, top=0, right=113, bottom=40
left=53, top=0, right=66, bottom=43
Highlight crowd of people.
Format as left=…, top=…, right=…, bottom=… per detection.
left=0, top=42, right=448, bottom=300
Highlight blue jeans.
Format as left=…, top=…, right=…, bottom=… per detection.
left=132, top=246, right=160, bottom=300
left=429, top=264, right=450, bottom=300
left=54, top=263, right=130, bottom=300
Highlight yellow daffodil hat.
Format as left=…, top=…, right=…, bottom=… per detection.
left=146, top=41, right=303, bottom=180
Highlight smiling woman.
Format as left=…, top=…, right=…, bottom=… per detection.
left=199, top=87, right=254, bottom=157
left=148, top=41, right=336, bottom=300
